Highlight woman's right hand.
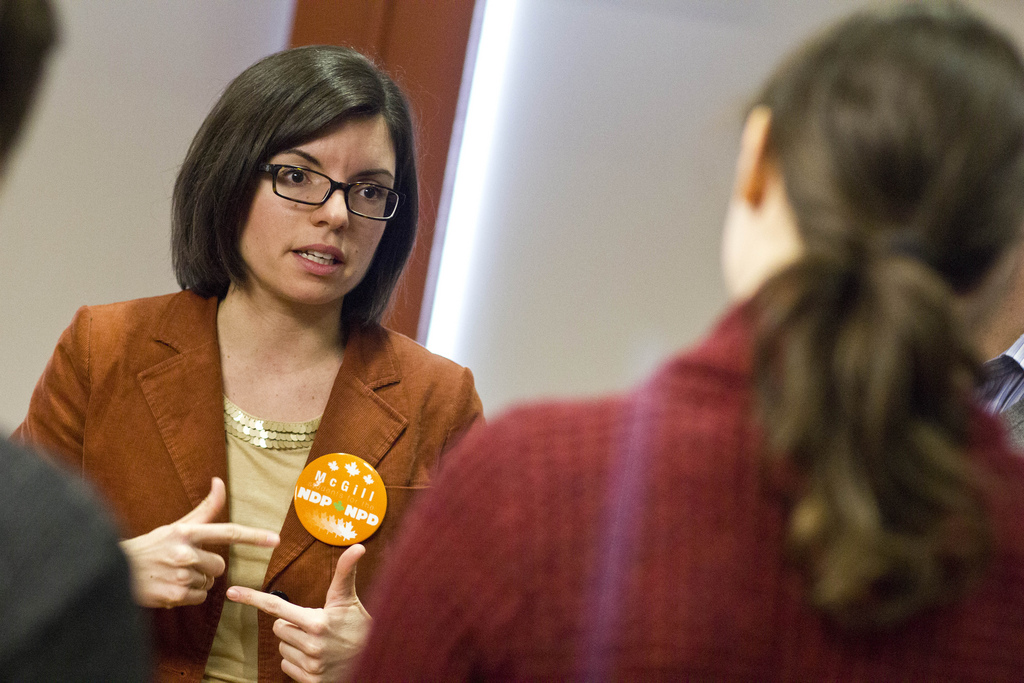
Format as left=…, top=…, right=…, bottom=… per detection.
left=120, top=477, right=280, bottom=608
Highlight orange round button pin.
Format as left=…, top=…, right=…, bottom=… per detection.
left=293, top=453, right=388, bottom=546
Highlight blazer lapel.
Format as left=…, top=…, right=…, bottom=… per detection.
left=266, top=324, right=409, bottom=584
left=137, top=293, right=228, bottom=516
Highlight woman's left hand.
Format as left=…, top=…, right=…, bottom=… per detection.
left=226, top=544, right=370, bottom=683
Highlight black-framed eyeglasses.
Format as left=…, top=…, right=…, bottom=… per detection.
left=259, top=163, right=402, bottom=220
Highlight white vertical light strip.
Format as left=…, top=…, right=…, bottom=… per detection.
left=425, top=0, right=519, bottom=359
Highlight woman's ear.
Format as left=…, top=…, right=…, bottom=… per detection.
left=734, top=105, right=774, bottom=207
left=721, top=105, right=803, bottom=301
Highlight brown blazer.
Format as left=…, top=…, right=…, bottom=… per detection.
left=14, top=290, right=483, bottom=683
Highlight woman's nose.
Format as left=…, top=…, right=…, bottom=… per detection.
left=312, top=188, right=350, bottom=230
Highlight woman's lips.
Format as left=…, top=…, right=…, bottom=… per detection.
left=293, top=245, right=344, bottom=275
left=296, top=249, right=337, bottom=265
left=295, top=244, right=344, bottom=262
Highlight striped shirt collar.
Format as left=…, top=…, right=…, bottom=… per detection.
left=982, top=332, right=1024, bottom=413
left=1002, top=332, right=1024, bottom=367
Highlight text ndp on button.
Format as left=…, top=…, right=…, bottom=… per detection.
left=295, top=486, right=380, bottom=527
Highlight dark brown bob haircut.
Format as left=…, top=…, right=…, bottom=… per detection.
left=172, top=45, right=417, bottom=328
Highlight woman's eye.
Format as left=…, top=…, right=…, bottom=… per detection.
left=357, top=185, right=382, bottom=200
left=280, top=168, right=309, bottom=185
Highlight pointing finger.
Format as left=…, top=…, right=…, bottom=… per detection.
left=226, top=586, right=316, bottom=629
left=187, top=523, right=280, bottom=548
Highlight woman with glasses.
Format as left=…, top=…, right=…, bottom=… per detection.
left=357, top=4, right=1024, bottom=680
left=16, top=45, right=482, bottom=683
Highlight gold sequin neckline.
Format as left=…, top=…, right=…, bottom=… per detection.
left=223, top=396, right=321, bottom=450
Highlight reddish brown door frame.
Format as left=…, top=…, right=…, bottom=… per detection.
left=290, top=0, right=478, bottom=342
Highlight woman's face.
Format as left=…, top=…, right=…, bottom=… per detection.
left=236, top=115, right=397, bottom=312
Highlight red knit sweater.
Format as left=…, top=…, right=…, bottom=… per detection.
left=356, top=305, right=1024, bottom=681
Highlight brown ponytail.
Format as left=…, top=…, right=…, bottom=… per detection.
left=751, top=3, right=1024, bottom=627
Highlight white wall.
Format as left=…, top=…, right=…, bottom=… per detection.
left=435, top=0, right=1024, bottom=416
left=0, top=0, right=295, bottom=430
left=3, top=1, right=1024, bottom=430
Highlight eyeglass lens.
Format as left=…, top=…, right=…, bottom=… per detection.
left=273, top=166, right=399, bottom=218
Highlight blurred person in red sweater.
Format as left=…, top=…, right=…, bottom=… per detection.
left=356, top=2, right=1024, bottom=680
